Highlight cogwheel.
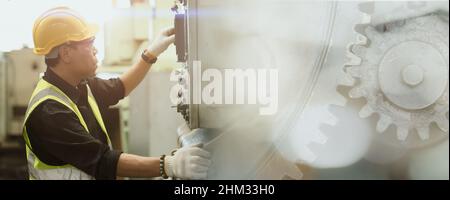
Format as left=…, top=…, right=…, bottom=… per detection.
left=274, top=1, right=384, bottom=169
left=345, top=7, right=449, bottom=141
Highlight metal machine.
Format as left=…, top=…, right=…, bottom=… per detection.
left=2, top=48, right=46, bottom=137
left=0, top=49, right=38, bottom=179
left=0, top=48, right=45, bottom=144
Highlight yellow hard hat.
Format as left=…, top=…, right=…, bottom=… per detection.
left=32, top=7, right=98, bottom=56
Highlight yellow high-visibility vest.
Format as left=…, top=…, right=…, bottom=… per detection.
left=22, top=79, right=112, bottom=180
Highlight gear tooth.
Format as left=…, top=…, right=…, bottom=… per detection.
left=345, top=51, right=362, bottom=66
left=300, top=147, right=317, bottom=164
left=376, top=115, right=392, bottom=133
left=356, top=34, right=369, bottom=45
left=349, top=86, right=365, bottom=99
left=353, top=13, right=371, bottom=41
left=365, top=25, right=383, bottom=41
left=416, top=127, right=430, bottom=141
left=354, top=23, right=370, bottom=41
left=351, top=44, right=366, bottom=56
left=338, top=74, right=355, bottom=86
left=397, top=126, right=410, bottom=141
left=359, top=104, right=375, bottom=118
left=346, top=66, right=363, bottom=78
left=365, top=27, right=385, bottom=46
left=435, top=117, right=449, bottom=132
left=315, top=133, right=328, bottom=145
left=335, top=94, right=348, bottom=107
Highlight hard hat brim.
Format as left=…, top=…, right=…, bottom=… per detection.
left=33, top=23, right=99, bottom=56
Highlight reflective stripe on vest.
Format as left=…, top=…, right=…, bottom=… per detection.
left=23, top=79, right=112, bottom=180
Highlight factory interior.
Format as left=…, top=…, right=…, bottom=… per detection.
left=0, top=0, right=448, bottom=180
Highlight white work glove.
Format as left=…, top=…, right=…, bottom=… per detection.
left=147, top=27, right=175, bottom=57
left=165, top=144, right=212, bottom=180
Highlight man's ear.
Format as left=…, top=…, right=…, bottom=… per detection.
left=59, top=45, right=72, bottom=64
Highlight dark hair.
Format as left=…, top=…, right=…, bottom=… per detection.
left=45, top=57, right=60, bottom=68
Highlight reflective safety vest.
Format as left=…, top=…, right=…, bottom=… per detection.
left=22, top=79, right=112, bottom=180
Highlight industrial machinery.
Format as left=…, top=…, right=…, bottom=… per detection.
left=0, top=49, right=36, bottom=179
left=170, top=0, right=449, bottom=180
left=2, top=48, right=46, bottom=137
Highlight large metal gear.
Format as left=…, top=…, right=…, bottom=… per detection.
left=344, top=8, right=449, bottom=142
left=275, top=2, right=378, bottom=169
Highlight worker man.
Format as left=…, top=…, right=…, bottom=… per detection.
left=22, top=7, right=211, bottom=180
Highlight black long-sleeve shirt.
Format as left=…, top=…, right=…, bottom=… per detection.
left=25, top=69, right=124, bottom=180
